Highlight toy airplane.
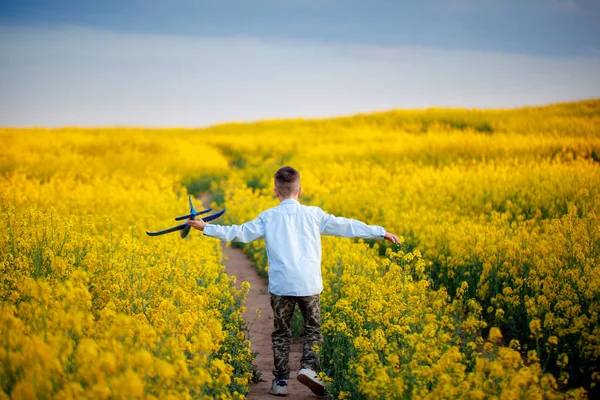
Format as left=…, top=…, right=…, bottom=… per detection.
left=146, top=195, right=226, bottom=238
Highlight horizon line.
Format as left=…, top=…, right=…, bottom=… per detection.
left=2, top=97, right=598, bottom=130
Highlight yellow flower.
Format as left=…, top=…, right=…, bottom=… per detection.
left=489, top=327, right=503, bottom=343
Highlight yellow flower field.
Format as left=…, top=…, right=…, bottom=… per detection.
left=0, top=129, right=254, bottom=399
left=1, top=99, right=599, bottom=398
left=205, top=99, right=599, bottom=398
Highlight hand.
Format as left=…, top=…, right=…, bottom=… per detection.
left=188, top=218, right=206, bottom=231
left=384, top=232, right=402, bottom=245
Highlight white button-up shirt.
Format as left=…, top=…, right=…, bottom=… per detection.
left=203, top=198, right=386, bottom=296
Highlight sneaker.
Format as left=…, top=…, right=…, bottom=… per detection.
left=269, top=378, right=289, bottom=396
left=297, top=368, right=327, bottom=397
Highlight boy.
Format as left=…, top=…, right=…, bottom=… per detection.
left=188, top=166, right=400, bottom=397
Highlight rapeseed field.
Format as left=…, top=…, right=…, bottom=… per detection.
left=1, top=99, right=599, bottom=398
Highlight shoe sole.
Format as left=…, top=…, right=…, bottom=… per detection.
left=297, top=373, right=327, bottom=397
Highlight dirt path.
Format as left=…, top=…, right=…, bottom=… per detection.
left=221, top=244, right=321, bottom=399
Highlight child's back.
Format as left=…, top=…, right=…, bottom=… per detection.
left=189, top=166, right=400, bottom=397
left=204, top=197, right=385, bottom=296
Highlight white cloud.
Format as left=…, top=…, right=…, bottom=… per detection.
left=0, top=26, right=599, bottom=127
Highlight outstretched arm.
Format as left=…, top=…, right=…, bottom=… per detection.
left=320, top=213, right=402, bottom=244
left=189, top=216, right=265, bottom=243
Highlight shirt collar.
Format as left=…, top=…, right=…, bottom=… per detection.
left=279, top=198, right=300, bottom=206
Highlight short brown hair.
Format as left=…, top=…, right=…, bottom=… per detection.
left=274, top=166, right=300, bottom=197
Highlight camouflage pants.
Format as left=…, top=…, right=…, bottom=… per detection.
left=270, top=294, right=322, bottom=379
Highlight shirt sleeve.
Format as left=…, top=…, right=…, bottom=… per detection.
left=319, top=212, right=385, bottom=240
left=203, top=216, right=265, bottom=243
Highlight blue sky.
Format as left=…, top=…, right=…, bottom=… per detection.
left=1, top=0, right=599, bottom=126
